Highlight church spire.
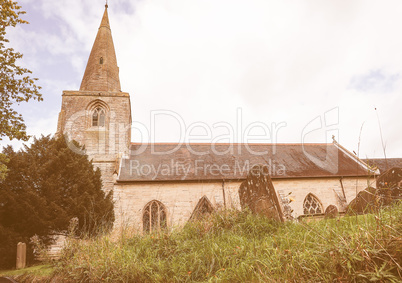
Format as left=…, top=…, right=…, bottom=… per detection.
left=80, top=4, right=121, bottom=92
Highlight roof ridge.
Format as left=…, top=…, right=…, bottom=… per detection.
left=130, top=142, right=334, bottom=146
left=363, top=157, right=402, bottom=160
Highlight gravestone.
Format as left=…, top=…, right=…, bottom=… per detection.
left=347, top=187, right=379, bottom=215
left=16, top=242, right=26, bottom=269
left=239, top=164, right=285, bottom=222
left=376, top=167, right=402, bottom=205
left=325, top=205, right=338, bottom=218
left=377, top=167, right=402, bottom=189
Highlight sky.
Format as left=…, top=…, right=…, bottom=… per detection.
left=1, top=0, right=401, bottom=159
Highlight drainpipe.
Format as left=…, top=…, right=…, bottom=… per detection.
left=339, top=177, right=347, bottom=201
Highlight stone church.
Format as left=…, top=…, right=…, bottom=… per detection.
left=57, top=5, right=378, bottom=233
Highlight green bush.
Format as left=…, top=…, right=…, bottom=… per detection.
left=0, top=135, right=114, bottom=269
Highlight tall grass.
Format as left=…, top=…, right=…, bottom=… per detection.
left=50, top=203, right=402, bottom=282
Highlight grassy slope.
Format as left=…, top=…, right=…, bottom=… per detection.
left=0, top=264, right=54, bottom=281
left=3, top=203, right=402, bottom=282
left=52, top=203, right=402, bottom=282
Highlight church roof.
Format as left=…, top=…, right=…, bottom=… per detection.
left=80, top=5, right=121, bottom=92
left=363, top=158, right=402, bottom=173
left=117, top=142, right=375, bottom=182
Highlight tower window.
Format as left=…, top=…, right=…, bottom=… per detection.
left=92, top=107, right=105, bottom=127
left=303, top=193, right=323, bottom=215
left=100, top=57, right=104, bottom=64
left=143, top=200, right=167, bottom=233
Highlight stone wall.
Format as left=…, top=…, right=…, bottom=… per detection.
left=273, top=176, right=375, bottom=216
left=93, top=160, right=117, bottom=194
left=57, top=90, right=131, bottom=194
left=112, top=175, right=375, bottom=233
left=113, top=181, right=237, bottom=233
left=57, top=90, right=131, bottom=158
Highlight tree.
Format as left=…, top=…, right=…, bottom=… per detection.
left=1, top=0, right=42, bottom=141
left=0, top=136, right=114, bottom=268
left=0, top=153, right=8, bottom=180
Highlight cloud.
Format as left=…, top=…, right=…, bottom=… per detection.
left=349, top=70, right=399, bottom=93
left=1, top=0, right=402, bottom=158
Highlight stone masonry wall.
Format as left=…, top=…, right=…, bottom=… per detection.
left=93, top=161, right=117, bottom=195
left=57, top=91, right=131, bottom=158
left=112, top=176, right=375, bottom=233
left=57, top=90, right=131, bottom=194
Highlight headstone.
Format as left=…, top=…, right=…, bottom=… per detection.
left=377, top=167, right=402, bottom=189
left=347, top=187, right=379, bottom=215
left=16, top=242, right=26, bottom=269
left=325, top=205, right=338, bottom=218
left=376, top=167, right=402, bottom=205
left=239, top=164, right=285, bottom=222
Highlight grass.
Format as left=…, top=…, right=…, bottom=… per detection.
left=0, top=264, right=54, bottom=281
left=2, top=202, right=402, bottom=282
left=52, top=202, right=401, bottom=282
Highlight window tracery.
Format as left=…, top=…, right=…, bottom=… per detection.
left=189, top=196, right=214, bottom=221
left=92, top=107, right=105, bottom=127
left=303, top=193, right=323, bottom=215
left=143, top=200, right=167, bottom=233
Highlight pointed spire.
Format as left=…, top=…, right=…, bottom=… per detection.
left=80, top=4, right=121, bottom=92
left=100, top=3, right=110, bottom=29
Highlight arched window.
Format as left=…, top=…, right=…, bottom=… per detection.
left=303, top=193, right=323, bottom=215
left=92, top=107, right=105, bottom=127
left=189, top=196, right=214, bottom=221
left=143, top=200, right=167, bottom=233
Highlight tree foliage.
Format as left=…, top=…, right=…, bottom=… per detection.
left=0, top=0, right=42, bottom=141
left=0, top=153, right=8, bottom=180
left=0, top=136, right=114, bottom=268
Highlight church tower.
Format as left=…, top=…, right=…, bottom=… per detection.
left=57, top=4, right=131, bottom=193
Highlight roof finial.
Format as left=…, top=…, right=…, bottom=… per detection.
left=105, top=0, right=108, bottom=8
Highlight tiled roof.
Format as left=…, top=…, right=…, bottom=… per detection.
left=117, top=143, right=374, bottom=182
left=363, top=158, right=402, bottom=173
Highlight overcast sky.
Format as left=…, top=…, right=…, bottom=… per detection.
left=1, top=0, right=401, bottom=159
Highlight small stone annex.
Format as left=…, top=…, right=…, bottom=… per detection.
left=57, top=5, right=378, bottom=233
